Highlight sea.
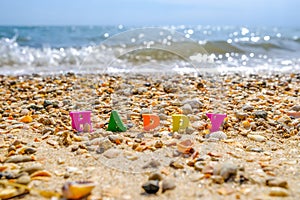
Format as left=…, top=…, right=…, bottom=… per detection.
left=0, top=25, right=299, bottom=75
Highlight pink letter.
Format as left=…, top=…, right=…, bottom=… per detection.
left=70, top=111, right=93, bottom=132
left=206, top=113, right=227, bottom=132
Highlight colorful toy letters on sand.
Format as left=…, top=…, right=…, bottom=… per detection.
left=70, top=110, right=226, bottom=133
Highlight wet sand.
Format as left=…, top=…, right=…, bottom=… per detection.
left=0, top=72, right=300, bottom=199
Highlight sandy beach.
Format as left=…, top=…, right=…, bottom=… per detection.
left=0, top=72, right=300, bottom=199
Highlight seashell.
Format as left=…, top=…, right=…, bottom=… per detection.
left=5, top=155, right=34, bottom=163
left=0, top=188, right=19, bottom=199
left=0, top=166, right=8, bottom=172
left=30, top=170, right=52, bottom=180
left=177, top=139, right=194, bottom=154
left=287, top=111, right=300, bottom=118
left=20, top=115, right=33, bottom=123
left=62, top=181, right=95, bottom=199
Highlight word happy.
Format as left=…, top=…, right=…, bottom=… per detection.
left=70, top=110, right=227, bottom=133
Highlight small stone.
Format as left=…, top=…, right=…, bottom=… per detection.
left=148, top=173, right=163, bottom=181
left=182, top=104, right=193, bottom=115
left=154, top=140, right=163, bottom=148
left=71, top=145, right=79, bottom=152
left=23, top=147, right=37, bottom=154
left=211, top=175, right=224, bottom=184
left=215, top=162, right=238, bottom=182
left=235, top=112, right=248, bottom=120
left=16, top=175, right=31, bottom=185
left=247, top=134, right=266, bottom=142
left=182, top=99, right=203, bottom=109
left=169, top=161, right=184, bottom=169
left=207, top=131, right=227, bottom=140
left=158, top=114, right=168, bottom=120
left=5, top=155, right=34, bottom=163
left=162, top=179, right=176, bottom=193
left=269, top=187, right=289, bottom=197
left=20, top=109, right=30, bottom=116
left=185, top=127, right=196, bottom=134
left=142, top=159, right=161, bottom=169
left=245, top=146, right=263, bottom=152
left=108, top=135, right=123, bottom=145
left=102, top=148, right=121, bottom=159
left=202, top=165, right=214, bottom=175
left=291, top=105, right=300, bottom=112
left=43, top=100, right=53, bottom=107
left=242, top=104, right=254, bottom=112
left=96, top=139, right=113, bottom=154
left=194, top=161, right=204, bottom=171
left=242, top=120, right=251, bottom=129
left=142, top=180, right=160, bottom=194
left=266, top=178, right=288, bottom=189
left=189, top=174, right=205, bottom=182
left=21, top=164, right=43, bottom=174
left=253, top=110, right=268, bottom=119
left=163, top=84, right=176, bottom=93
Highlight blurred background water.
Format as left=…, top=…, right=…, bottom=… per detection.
left=0, top=25, right=299, bottom=75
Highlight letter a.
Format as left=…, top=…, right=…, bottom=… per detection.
left=142, top=114, right=160, bottom=131
left=172, top=114, right=189, bottom=132
left=206, top=113, right=227, bottom=132
left=107, top=110, right=127, bottom=132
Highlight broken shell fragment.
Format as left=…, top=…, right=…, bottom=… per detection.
left=62, top=181, right=95, bottom=199
left=177, top=139, right=194, bottom=154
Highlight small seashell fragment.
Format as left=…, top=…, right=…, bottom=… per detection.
left=177, top=139, right=194, bottom=154
left=269, top=187, right=289, bottom=197
left=247, top=134, right=266, bottom=142
left=62, top=181, right=95, bottom=199
left=30, top=170, right=52, bottom=180
left=20, top=115, right=33, bottom=123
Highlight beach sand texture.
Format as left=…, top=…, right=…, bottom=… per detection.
left=0, top=72, right=300, bottom=199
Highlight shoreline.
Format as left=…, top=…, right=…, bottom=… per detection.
left=0, top=72, right=300, bottom=199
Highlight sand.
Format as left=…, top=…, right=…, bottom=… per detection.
left=0, top=72, right=300, bottom=199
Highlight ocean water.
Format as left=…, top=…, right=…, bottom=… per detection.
left=0, top=25, right=299, bottom=75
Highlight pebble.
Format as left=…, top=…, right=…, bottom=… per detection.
left=142, top=180, right=160, bottom=194
left=182, top=99, right=203, bottom=109
left=43, top=100, right=53, bottom=107
left=108, top=135, right=123, bottom=145
left=95, top=139, right=113, bottom=154
left=148, top=173, right=163, bottom=181
left=182, top=104, right=193, bottom=115
left=142, top=159, right=161, bottom=169
left=247, top=134, right=266, bottom=142
left=5, top=155, right=34, bottom=163
left=269, top=187, right=289, bottom=197
left=189, top=174, right=205, bottom=182
left=206, top=131, right=227, bottom=140
left=21, top=164, right=43, bottom=174
left=162, top=179, right=176, bottom=193
left=266, top=178, right=288, bottom=188
left=211, top=175, right=224, bottom=184
left=154, top=140, right=163, bottom=148
left=202, top=165, right=214, bottom=175
left=242, top=104, right=254, bottom=111
left=246, top=146, right=263, bottom=152
left=214, top=162, right=238, bottom=182
left=194, top=161, right=204, bottom=171
left=253, top=110, right=268, bottom=119
left=102, top=148, right=121, bottom=159
left=291, top=105, right=300, bottom=112
left=16, top=175, right=31, bottom=185
left=235, top=112, right=248, bottom=120
left=169, top=161, right=184, bottom=169
left=185, top=127, right=196, bottom=134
